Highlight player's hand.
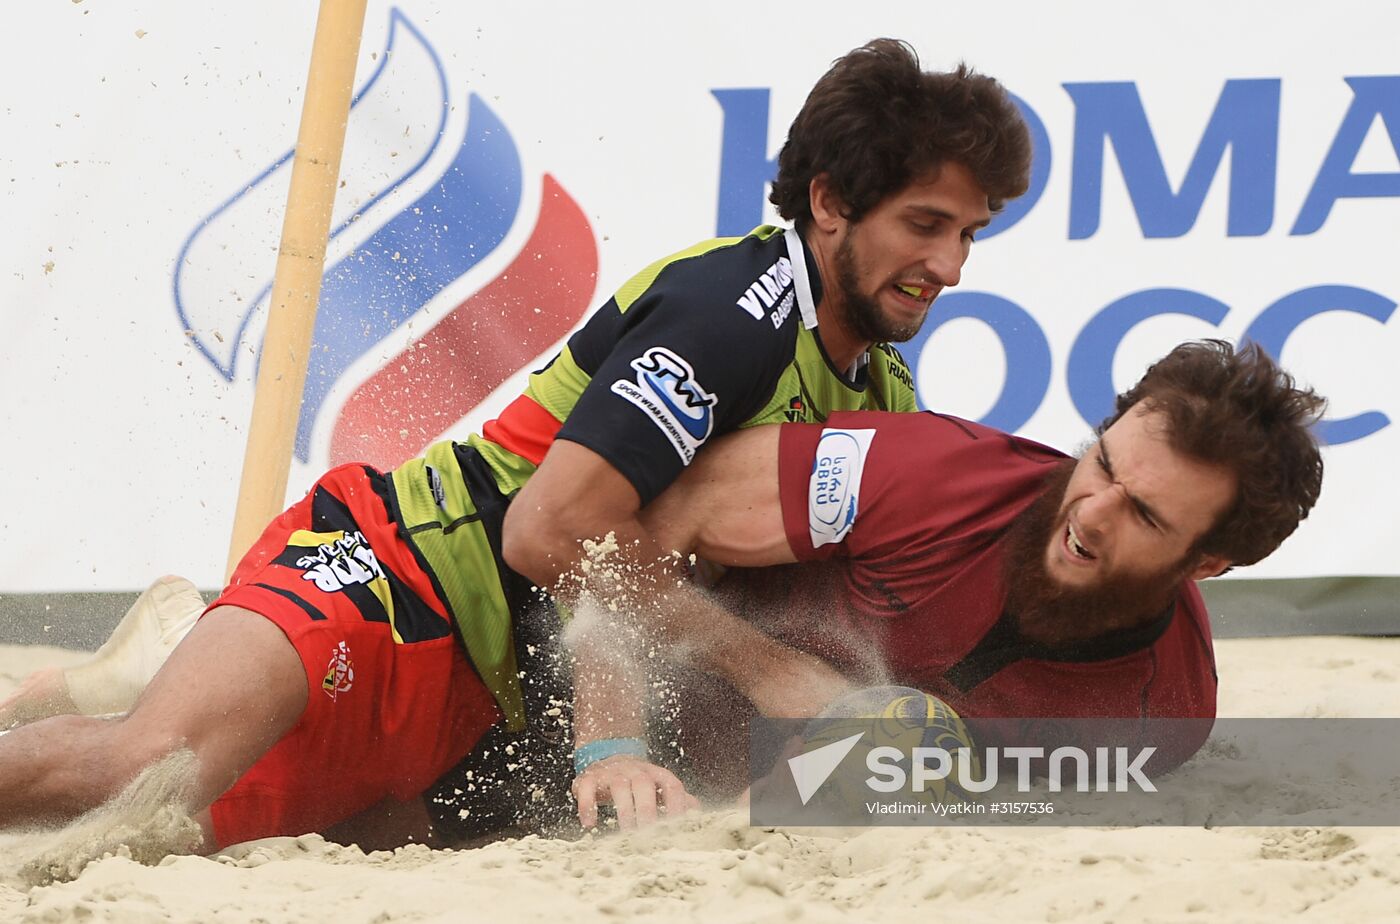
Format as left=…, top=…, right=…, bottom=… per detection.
left=572, top=755, right=699, bottom=830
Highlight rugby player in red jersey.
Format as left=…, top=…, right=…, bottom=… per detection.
left=0, top=340, right=1323, bottom=848
left=632, top=339, right=1328, bottom=798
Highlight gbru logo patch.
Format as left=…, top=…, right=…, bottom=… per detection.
left=808, top=428, right=876, bottom=548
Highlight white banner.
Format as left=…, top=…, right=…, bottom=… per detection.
left=1, top=1, right=1395, bottom=592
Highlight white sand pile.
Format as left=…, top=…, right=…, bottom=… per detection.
left=4, top=749, right=204, bottom=889
left=2, top=637, right=1399, bottom=922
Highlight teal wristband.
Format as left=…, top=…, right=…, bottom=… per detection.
left=574, top=737, right=648, bottom=775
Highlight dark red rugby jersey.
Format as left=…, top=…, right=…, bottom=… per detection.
left=773, top=410, right=1217, bottom=766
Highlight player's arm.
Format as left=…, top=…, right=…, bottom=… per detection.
left=504, top=428, right=856, bottom=827
left=502, top=440, right=647, bottom=587
left=503, top=238, right=797, bottom=591
left=503, top=425, right=795, bottom=584
left=502, top=444, right=680, bottom=828
left=501, top=251, right=802, bottom=825
left=509, top=425, right=854, bottom=716
left=638, top=424, right=794, bottom=568
left=636, top=425, right=858, bottom=709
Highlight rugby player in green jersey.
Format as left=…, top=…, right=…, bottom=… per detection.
left=493, top=38, right=1028, bottom=829
left=0, top=39, right=1032, bottom=838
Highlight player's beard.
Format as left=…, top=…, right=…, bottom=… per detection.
left=833, top=230, right=924, bottom=344
left=1002, top=460, right=1193, bottom=648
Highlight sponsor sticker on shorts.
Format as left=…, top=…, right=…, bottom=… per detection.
left=808, top=428, right=876, bottom=548
left=322, top=641, right=354, bottom=701
left=610, top=346, right=718, bottom=464
left=295, top=529, right=386, bottom=593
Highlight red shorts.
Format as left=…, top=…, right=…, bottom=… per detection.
left=207, top=463, right=503, bottom=846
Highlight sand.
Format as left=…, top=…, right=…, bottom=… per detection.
left=2, top=637, right=1399, bottom=922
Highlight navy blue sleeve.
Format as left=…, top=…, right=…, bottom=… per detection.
left=556, top=240, right=799, bottom=505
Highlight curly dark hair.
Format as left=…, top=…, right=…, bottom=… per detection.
left=769, top=39, right=1032, bottom=229
left=1099, top=340, right=1327, bottom=568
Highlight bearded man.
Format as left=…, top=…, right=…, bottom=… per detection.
left=598, top=338, right=1325, bottom=810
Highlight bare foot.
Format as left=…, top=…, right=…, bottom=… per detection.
left=0, top=667, right=77, bottom=730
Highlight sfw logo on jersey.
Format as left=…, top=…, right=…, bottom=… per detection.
left=611, top=347, right=718, bottom=464
left=173, top=9, right=598, bottom=472
left=737, top=256, right=795, bottom=329
left=809, top=428, right=877, bottom=549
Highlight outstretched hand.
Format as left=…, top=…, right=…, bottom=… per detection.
left=572, top=755, right=699, bottom=830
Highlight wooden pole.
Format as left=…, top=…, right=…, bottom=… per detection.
left=225, top=0, right=369, bottom=580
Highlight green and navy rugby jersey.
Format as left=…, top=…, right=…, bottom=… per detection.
left=468, top=225, right=918, bottom=504
left=391, top=227, right=917, bottom=727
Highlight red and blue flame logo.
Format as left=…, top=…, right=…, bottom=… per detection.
left=174, top=9, right=597, bottom=471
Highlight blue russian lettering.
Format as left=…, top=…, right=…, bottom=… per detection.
left=712, top=89, right=780, bottom=236
left=1292, top=76, right=1400, bottom=235
left=1243, top=285, right=1395, bottom=444
left=905, top=292, right=1052, bottom=432
left=979, top=93, right=1052, bottom=240
left=1067, top=288, right=1230, bottom=426
left=1066, top=80, right=1280, bottom=239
